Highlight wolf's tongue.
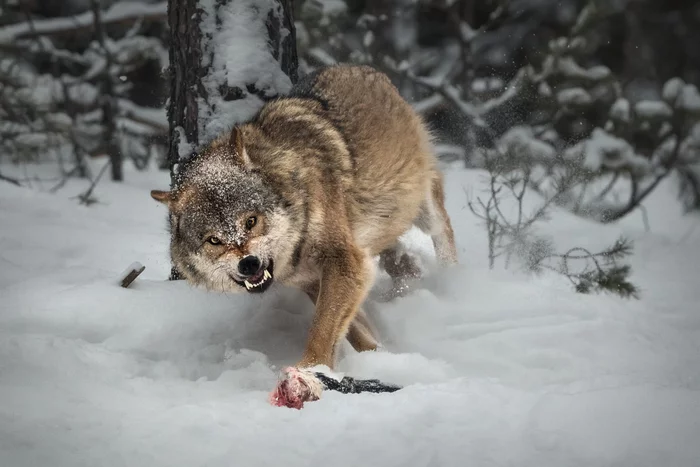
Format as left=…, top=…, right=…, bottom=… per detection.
left=249, top=269, right=264, bottom=283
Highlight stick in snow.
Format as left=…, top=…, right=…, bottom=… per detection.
left=269, top=367, right=402, bottom=409
left=119, top=262, right=145, bottom=288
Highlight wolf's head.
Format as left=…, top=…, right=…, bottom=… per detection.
left=150, top=127, right=298, bottom=294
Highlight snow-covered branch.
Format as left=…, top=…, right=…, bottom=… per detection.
left=0, top=0, right=169, bottom=183
left=0, top=1, right=166, bottom=44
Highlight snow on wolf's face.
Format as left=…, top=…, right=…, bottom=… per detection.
left=150, top=153, right=296, bottom=294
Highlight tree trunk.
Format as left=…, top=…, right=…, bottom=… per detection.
left=622, top=2, right=658, bottom=99
left=91, top=0, right=123, bottom=181
left=166, top=0, right=202, bottom=184
left=165, top=0, right=298, bottom=279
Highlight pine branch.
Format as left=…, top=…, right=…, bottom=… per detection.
left=600, top=237, right=634, bottom=260
left=577, top=265, right=639, bottom=299
left=543, top=237, right=638, bottom=299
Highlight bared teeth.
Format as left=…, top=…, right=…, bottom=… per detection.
left=243, top=268, right=272, bottom=290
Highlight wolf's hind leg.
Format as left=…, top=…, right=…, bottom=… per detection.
left=379, top=241, right=422, bottom=282
left=378, top=241, right=422, bottom=298
left=345, top=309, right=378, bottom=353
left=414, top=173, right=458, bottom=265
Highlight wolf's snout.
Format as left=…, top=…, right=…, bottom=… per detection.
left=238, top=255, right=262, bottom=277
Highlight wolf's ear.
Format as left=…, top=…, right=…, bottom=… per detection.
left=150, top=189, right=171, bottom=206
left=228, top=126, right=254, bottom=170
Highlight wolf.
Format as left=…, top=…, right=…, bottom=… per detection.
left=151, top=64, right=457, bottom=373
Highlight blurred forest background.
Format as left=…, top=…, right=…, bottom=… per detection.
left=1, top=0, right=699, bottom=222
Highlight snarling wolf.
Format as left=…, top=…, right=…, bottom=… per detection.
left=151, top=65, right=457, bottom=372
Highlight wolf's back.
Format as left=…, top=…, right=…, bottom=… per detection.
left=286, top=65, right=435, bottom=187
left=281, top=65, right=438, bottom=254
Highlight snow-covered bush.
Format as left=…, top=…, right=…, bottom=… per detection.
left=297, top=0, right=693, bottom=294
left=467, top=144, right=639, bottom=298
left=296, top=0, right=700, bottom=218
left=0, top=1, right=168, bottom=183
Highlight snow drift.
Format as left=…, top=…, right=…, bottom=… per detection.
left=1, top=163, right=699, bottom=466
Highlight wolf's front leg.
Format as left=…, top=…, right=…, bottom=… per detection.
left=297, top=246, right=374, bottom=368
left=270, top=246, right=373, bottom=409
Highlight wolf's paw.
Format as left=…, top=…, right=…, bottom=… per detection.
left=268, top=366, right=324, bottom=409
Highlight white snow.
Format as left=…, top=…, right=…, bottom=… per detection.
left=118, top=99, right=168, bottom=131
left=308, top=47, right=337, bottom=66
left=1, top=161, right=700, bottom=466
left=472, top=79, right=488, bottom=93
left=661, top=78, right=700, bottom=114
left=554, top=56, right=610, bottom=81
left=635, top=100, right=673, bottom=120
left=610, top=97, right=631, bottom=122
left=363, top=30, right=375, bottom=48
left=0, top=57, right=99, bottom=109
left=537, top=81, right=552, bottom=98
left=498, top=126, right=557, bottom=161
left=174, top=126, right=195, bottom=159
left=556, top=87, right=592, bottom=106
left=13, top=132, right=51, bottom=148
left=412, top=93, right=444, bottom=115
left=577, top=128, right=651, bottom=174
left=313, top=0, right=347, bottom=18
left=662, top=77, right=685, bottom=104
left=459, top=21, right=477, bottom=42
left=678, top=84, right=700, bottom=113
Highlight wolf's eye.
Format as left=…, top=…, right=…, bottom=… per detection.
left=207, top=236, right=222, bottom=245
left=245, top=216, right=257, bottom=230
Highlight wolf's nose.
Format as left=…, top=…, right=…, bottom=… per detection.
left=238, top=255, right=261, bottom=276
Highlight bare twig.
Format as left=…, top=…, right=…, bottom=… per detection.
left=594, top=172, right=619, bottom=202
left=49, top=166, right=82, bottom=193
left=0, top=171, right=22, bottom=186
left=640, top=205, right=650, bottom=233
left=75, top=159, right=110, bottom=205
left=466, top=147, right=637, bottom=298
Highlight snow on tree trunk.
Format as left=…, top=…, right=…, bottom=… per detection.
left=166, top=0, right=297, bottom=182
left=165, top=0, right=297, bottom=279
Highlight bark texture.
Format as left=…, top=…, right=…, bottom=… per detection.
left=166, top=0, right=203, bottom=183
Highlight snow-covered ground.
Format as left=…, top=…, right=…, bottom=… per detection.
left=1, top=161, right=700, bottom=467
